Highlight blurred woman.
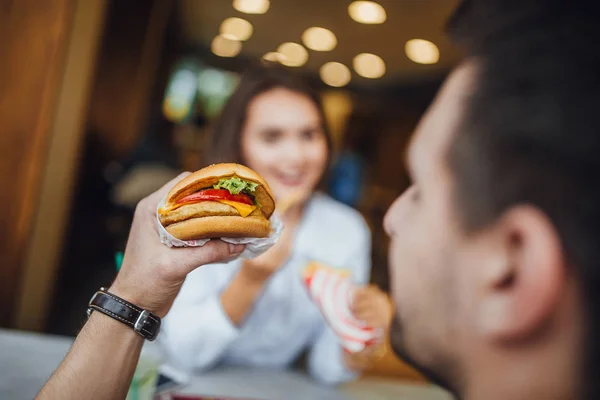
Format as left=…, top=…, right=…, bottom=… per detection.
left=159, top=65, right=391, bottom=384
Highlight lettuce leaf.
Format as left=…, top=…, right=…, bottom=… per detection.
left=213, top=176, right=258, bottom=195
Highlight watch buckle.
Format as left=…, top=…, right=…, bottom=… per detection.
left=86, top=290, right=102, bottom=317
left=134, top=310, right=150, bottom=334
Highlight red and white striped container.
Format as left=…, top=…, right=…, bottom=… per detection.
left=302, top=263, right=381, bottom=353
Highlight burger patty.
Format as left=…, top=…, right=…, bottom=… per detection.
left=159, top=201, right=262, bottom=226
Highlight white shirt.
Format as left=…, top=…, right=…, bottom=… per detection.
left=159, top=193, right=372, bottom=385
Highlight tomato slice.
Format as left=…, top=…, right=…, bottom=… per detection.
left=229, top=193, right=253, bottom=205
left=176, top=189, right=229, bottom=204
left=176, top=189, right=253, bottom=205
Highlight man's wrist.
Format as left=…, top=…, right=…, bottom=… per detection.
left=108, top=283, right=144, bottom=309
left=86, top=310, right=144, bottom=344
left=89, top=287, right=162, bottom=340
left=108, top=281, right=160, bottom=316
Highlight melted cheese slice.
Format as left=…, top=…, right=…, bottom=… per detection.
left=158, top=200, right=257, bottom=217
left=158, top=203, right=182, bottom=215
left=216, top=200, right=257, bottom=217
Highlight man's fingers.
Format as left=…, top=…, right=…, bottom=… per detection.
left=227, top=243, right=246, bottom=254
left=177, top=240, right=245, bottom=275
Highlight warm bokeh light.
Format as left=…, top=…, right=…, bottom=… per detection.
left=353, top=53, right=385, bottom=79
left=322, top=90, right=353, bottom=146
left=302, top=27, right=337, bottom=52
left=233, top=0, right=270, bottom=14
left=276, top=42, right=309, bottom=67
left=220, top=17, right=253, bottom=41
left=262, top=52, right=287, bottom=63
left=348, top=1, right=386, bottom=24
left=320, top=62, right=351, bottom=87
left=405, top=39, right=440, bottom=64
left=211, top=35, right=242, bottom=58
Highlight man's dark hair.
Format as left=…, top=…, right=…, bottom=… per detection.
left=447, top=1, right=600, bottom=398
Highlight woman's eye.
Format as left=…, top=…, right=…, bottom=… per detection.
left=261, top=130, right=281, bottom=144
left=301, top=129, right=320, bottom=141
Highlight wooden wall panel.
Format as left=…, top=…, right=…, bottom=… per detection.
left=0, top=0, right=75, bottom=327
left=5, top=0, right=173, bottom=331
left=14, top=0, right=108, bottom=331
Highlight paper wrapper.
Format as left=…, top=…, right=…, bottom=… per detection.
left=302, top=262, right=382, bottom=353
left=156, top=198, right=283, bottom=260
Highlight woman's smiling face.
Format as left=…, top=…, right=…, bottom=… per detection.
left=241, top=87, right=329, bottom=206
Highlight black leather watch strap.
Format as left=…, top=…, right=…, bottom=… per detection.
left=87, top=288, right=161, bottom=341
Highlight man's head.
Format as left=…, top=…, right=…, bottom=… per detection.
left=385, top=1, right=600, bottom=398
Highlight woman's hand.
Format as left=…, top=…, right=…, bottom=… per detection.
left=239, top=191, right=303, bottom=281
left=343, top=285, right=394, bottom=371
left=352, top=284, right=394, bottom=330
left=343, top=344, right=387, bottom=371
left=240, top=218, right=295, bottom=281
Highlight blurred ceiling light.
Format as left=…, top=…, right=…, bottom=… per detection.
left=276, top=42, right=309, bottom=67
left=405, top=39, right=440, bottom=64
left=353, top=53, right=385, bottom=79
left=348, top=1, right=386, bottom=24
left=211, top=35, right=242, bottom=58
left=320, top=62, right=351, bottom=87
left=302, top=27, right=337, bottom=52
left=262, top=52, right=287, bottom=63
left=220, top=17, right=253, bottom=41
left=233, top=0, right=270, bottom=14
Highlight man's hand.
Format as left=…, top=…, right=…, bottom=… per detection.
left=37, top=173, right=245, bottom=400
left=110, top=172, right=245, bottom=317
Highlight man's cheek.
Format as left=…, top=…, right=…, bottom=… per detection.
left=390, top=244, right=417, bottom=300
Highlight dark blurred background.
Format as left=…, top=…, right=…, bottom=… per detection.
left=0, top=0, right=459, bottom=339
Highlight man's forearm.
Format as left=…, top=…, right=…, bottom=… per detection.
left=36, top=312, right=144, bottom=400
left=35, top=175, right=245, bottom=400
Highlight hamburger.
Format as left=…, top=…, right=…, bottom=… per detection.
left=158, top=163, right=275, bottom=240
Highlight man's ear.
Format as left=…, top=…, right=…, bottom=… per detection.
left=476, top=205, right=565, bottom=341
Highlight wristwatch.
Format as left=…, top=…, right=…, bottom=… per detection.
left=87, top=287, right=161, bottom=341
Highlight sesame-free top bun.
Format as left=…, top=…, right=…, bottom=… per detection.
left=165, top=163, right=275, bottom=219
